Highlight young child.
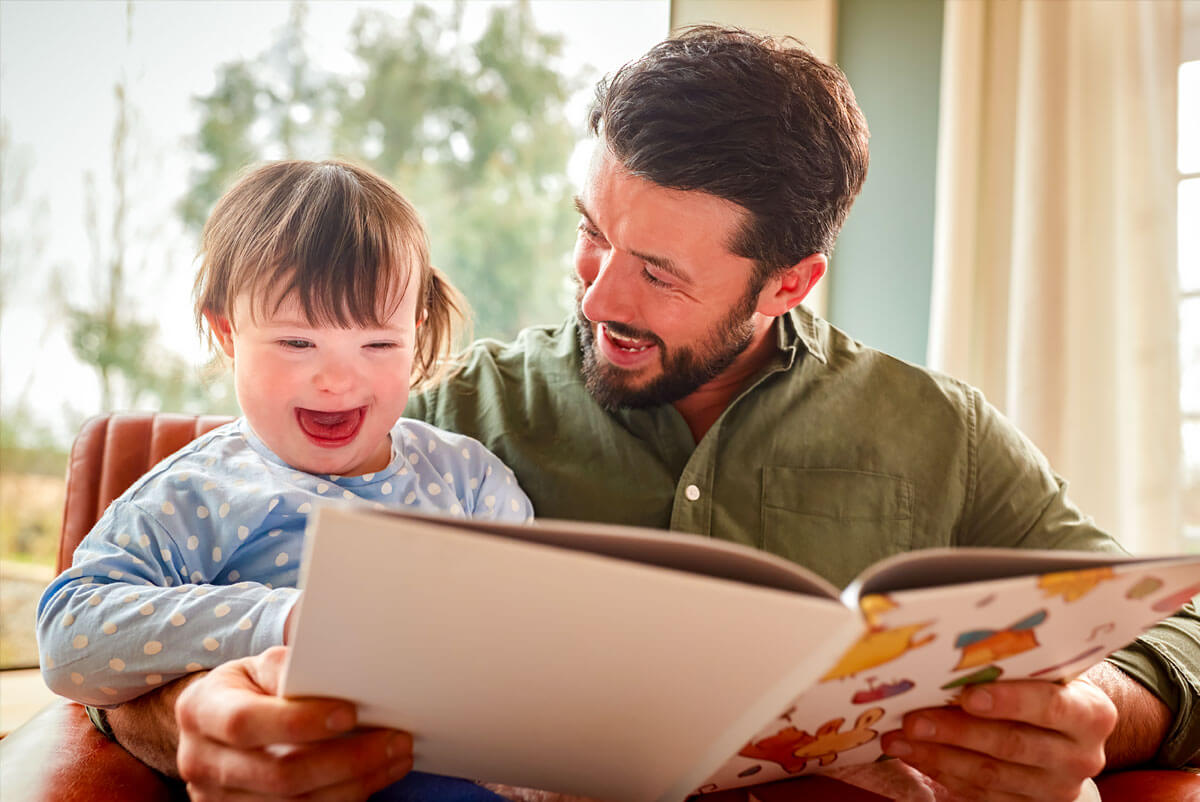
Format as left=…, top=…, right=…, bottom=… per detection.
left=37, top=159, right=532, bottom=744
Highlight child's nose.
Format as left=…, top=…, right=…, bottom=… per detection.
left=313, top=358, right=355, bottom=394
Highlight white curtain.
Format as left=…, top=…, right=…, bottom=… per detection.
left=928, top=0, right=1182, bottom=553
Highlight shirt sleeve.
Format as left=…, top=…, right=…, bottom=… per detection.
left=36, top=496, right=298, bottom=707
left=965, top=388, right=1200, bottom=766
left=466, top=448, right=534, bottom=523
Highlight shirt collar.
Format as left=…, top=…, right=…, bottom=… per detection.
left=776, top=305, right=830, bottom=367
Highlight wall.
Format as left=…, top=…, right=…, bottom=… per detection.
left=670, top=0, right=837, bottom=59
left=669, top=0, right=838, bottom=317
left=827, top=0, right=944, bottom=364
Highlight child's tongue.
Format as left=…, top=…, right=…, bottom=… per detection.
left=297, top=408, right=362, bottom=441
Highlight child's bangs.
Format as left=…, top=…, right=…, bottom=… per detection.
left=250, top=164, right=421, bottom=328
left=250, top=248, right=412, bottom=331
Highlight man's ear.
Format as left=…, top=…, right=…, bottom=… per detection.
left=204, top=310, right=236, bottom=359
left=754, top=253, right=827, bottom=318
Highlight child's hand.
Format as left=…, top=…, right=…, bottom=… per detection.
left=175, top=646, right=412, bottom=801
left=283, top=594, right=302, bottom=645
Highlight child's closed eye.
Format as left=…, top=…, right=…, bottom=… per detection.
left=278, top=339, right=314, bottom=350
left=365, top=341, right=400, bottom=350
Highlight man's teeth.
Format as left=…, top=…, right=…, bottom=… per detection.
left=606, top=327, right=653, bottom=352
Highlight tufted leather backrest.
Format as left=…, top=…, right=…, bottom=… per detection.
left=58, top=412, right=235, bottom=572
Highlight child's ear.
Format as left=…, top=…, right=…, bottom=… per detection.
left=204, top=310, right=237, bottom=358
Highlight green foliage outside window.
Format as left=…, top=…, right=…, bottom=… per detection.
left=181, top=1, right=586, bottom=341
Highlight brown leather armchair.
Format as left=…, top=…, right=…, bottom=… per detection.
left=1, top=412, right=1196, bottom=801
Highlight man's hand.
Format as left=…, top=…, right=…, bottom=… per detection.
left=879, top=675, right=1117, bottom=801
left=175, top=646, right=413, bottom=801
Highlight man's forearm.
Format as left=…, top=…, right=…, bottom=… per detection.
left=107, top=672, right=207, bottom=778
left=1085, top=661, right=1171, bottom=769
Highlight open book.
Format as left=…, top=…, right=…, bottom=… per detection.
left=280, top=506, right=1200, bottom=802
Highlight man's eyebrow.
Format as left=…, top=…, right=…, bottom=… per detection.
left=573, top=196, right=598, bottom=229
left=572, top=196, right=690, bottom=285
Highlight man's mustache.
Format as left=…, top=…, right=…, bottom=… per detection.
left=573, top=278, right=664, bottom=349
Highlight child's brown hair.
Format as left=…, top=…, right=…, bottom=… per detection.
left=194, top=159, right=466, bottom=388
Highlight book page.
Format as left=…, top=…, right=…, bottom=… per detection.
left=384, top=510, right=842, bottom=599
left=845, top=547, right=1174, bottom=597
left=281, top=507, right=861, bottom=802
left=698, top=553, right=1200, bottom=792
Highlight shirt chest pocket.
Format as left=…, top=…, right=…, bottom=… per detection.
left=761, top=467, right=914, bottom=589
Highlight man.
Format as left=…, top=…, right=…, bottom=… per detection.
left=106, top=26, right=1198, bottom=802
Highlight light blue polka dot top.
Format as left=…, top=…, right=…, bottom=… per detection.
left=36, top=417, right=533, bottom=706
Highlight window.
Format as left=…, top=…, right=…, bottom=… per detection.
left=0, top=0, right=668, bottom=673
left=1180, top=4, right=1200, bottom=552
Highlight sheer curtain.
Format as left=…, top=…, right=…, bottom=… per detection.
left=928, top=0, right=1182, bottom=553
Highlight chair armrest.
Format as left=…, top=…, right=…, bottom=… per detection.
left=1095, top=768, right=1200, bottom=801
left=0, top=698, right=178, bottom=802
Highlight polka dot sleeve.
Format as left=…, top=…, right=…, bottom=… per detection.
left=36, top=497, right=298, bottom=707
left=467, top=448, right=534, bottom=523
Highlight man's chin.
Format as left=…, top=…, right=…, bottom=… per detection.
left=582, top=352, right=700, bottom=411
left=582, top=361, right=652, bottom=410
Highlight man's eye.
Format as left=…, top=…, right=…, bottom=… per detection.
left=577, top=220, right=605, bottom=244
left=642, top=269, right=672, bottom=289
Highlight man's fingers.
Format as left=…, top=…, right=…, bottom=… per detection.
left=241, top=643, right=288, bottom=693
left=893, top=706, right=1086, bottom=771
left=883, top=737, right=1056, bottom=801
left=188, top=759, right=407, bottom=802
left=177, top=649, right=360, bottom=749
left=180, top=728, right=412, bottom=799
left=183, top=687, right=358, bottom=749
left=173, top=649, right=416, bottom=800
left=958, top=679, right=1118, bottom=742
left=878, top=678, right=1116, bottom=801
left=882, top=724, right=1083, bottom=800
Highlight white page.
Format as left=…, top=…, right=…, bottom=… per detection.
left=281, top=507, right=861, bottom=802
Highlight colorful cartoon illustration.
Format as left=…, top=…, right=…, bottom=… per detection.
left=738, top=708, right=886, bottom=773
left=851, top=676, right=915, bottom=704
left=953, top=609, right=1047, bottom=671
left=942, top=664, right=1003, bottom=690
left=822, top=595, right=934, bottom=681
left=1031, top=645, right=1105, bottom=678
left=1152, top=582, right=1200, bottom=613
left=1038, top=567, right=1116, bottom=602
left=1088, top=622, right=1115, bottom=641
left=860, top=594, right=897, bottom=628
left=1126, top=576, right=1163, bottom=600
left=821, top=622, right=936, bottom=681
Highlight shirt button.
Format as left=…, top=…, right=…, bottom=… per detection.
left=684, top=484, right=701, bottom=501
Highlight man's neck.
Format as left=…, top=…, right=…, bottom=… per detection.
left=672, top=318, right=779, bottom=443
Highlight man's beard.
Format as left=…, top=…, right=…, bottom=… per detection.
left=575, top=280, right=761, bottom=411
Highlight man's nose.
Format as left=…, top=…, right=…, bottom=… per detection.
left=579, top=252, right=637, bottom=326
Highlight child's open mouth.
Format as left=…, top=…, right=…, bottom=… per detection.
left=296, top=407, right=366, bottom=447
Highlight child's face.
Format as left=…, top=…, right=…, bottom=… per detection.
left=207, top=284, right=419, bottom=477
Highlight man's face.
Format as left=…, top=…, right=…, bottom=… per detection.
left=573, top=145, right=772, bottom=410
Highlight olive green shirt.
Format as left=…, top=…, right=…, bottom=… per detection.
left=406, top=306, right=1200, bottom=766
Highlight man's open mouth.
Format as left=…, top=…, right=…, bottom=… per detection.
left=602, top=324, right=656, bottom=353
left=296, top=407, right=366, bottom=446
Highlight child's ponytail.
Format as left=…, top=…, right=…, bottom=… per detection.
left=412, top=266, right=470, bottom=389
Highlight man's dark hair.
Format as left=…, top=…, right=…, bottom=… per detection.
left=588, top=25, right=869, bottom=277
